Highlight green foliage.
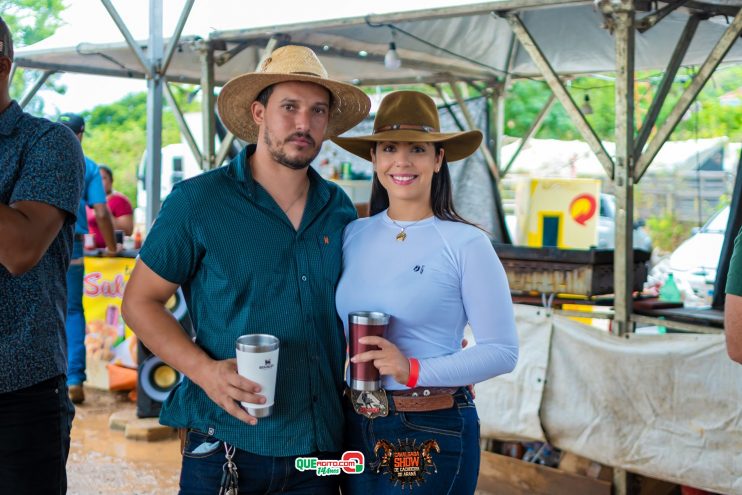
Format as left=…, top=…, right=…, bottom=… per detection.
left=669, top=67, right=742, bottom=140
left=2, top=0, right=66, bottom=111
left=717, top=193, right=732, bottom=209
left=502, top=66, right=742, bottom=141
left=0, top=0, right=66, bottom=44
left=645, top=212, right=694, bottom=253
left=81, top=87, right=200, bottom=206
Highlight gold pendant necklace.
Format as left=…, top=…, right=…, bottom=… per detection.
left=390, top=217, right=426, bottom=242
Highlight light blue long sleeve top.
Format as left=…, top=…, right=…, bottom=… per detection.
left=336, top=210, right=519, bottom=390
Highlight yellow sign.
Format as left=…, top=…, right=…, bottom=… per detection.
left=82, top=257, right=137, bottom=369
left=515, top=178, right=601, bottom=249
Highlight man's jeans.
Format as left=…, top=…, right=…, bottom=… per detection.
left=0, top=375, right=75, bottom=494
left=342, top=387, right=480, bottom=495
left=179, top=429, right=341, bottom=494
left=66, top=241, right=86, bottom=386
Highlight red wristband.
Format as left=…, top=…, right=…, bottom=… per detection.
left=406, top=358, right=420, bottom=388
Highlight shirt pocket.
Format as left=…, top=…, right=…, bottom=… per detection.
left=317, top=228, right=343, bottom=283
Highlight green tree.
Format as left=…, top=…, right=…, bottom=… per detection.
left=1, top=0, right=66, bottom=112
left=81, top=87, right=200, bottom=205
left=501, top=66, right=742, bottom=142
left=645, top=212, right=694, bottom=253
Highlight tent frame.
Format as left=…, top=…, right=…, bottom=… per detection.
left=13, top=0, right=737, bottom=330
left=12, top=1, right=742, bottom=489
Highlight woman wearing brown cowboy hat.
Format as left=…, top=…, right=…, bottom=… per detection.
left=333, top=91, right=519, bottom=494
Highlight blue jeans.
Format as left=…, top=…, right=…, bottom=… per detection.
left=341, top=387, right=480, bottom=495
left=179, top=429, right=341, bottom=494
left=66, top=242, right=86, bottom=386
left=0, top=375, right=75, bottom=494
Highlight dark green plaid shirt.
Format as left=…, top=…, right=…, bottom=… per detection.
left=138, top=145, right=356, bottom=456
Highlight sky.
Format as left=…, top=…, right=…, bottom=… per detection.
left=26, top=0, right=480, bottom=113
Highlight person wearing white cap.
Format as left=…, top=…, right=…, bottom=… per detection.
left=0, top=16, right=84, bottom=494
left=123, top=45, right=370, bottom=493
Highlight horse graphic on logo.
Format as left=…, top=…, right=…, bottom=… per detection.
left=373, top=438, right=440, bottom=489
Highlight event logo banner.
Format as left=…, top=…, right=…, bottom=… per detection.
left=374, top=438, right=440, bottom=489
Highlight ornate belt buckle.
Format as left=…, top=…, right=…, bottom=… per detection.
left=350, top=389, right=389, bottom=419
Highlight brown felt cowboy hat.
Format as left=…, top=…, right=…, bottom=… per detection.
left=331, top=91, right=482, bottom=163
left=217, top=45, right=371, bottom=143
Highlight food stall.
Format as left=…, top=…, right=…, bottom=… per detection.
left=81, top=249, right=138, bottom=390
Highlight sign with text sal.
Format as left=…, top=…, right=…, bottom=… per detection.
left=515, top=178, right=601, bottom=250
left=82, top=257, right=137, bottom=371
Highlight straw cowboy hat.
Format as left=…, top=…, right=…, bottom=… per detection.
left=331, top=91, right=482, bottom=163
left=217, top=45, right=371, bottom=143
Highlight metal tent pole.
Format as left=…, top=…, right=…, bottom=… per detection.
left=198, top=40, right=216, bottom=170
left=145, top=0, right=163, bottom=227
left=611, top=0, right=636, bottom=340
left=18, top=70, right=53, bottom=109
left=503, top=13, right=614, bottom=179
left=163, top=79, right=203, bottom=166
left=502, top=93, right=555, bottom=177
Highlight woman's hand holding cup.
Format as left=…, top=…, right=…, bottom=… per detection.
left=351, top=336, right=410, bottom=386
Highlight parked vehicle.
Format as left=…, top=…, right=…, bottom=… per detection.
left=655, top=206, right=728, bottom=300
left=596, top=194, right=653, bottom=253
left=135, top=143, right=202, bottom=228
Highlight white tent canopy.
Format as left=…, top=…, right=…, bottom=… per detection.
left=14, top=0, right=742, bottom=86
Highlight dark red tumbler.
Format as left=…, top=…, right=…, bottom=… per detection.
left=348, top=311, right=390, bottom=391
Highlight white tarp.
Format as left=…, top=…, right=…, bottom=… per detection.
left=476, top=305, right=551, bottom=441
left=478, top=304, right=742, bottom=494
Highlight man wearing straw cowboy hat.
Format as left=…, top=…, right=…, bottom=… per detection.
left=123, top=45, right=370, bottom=493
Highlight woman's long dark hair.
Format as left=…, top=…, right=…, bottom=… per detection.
left=369, top=143, right=477, bottom=227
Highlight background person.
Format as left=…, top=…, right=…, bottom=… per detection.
left=122, top=45, right=370, bottom=494
left=724, top=226, right=742, bottom=363
left=87, top=165, right=134, bottom=248
left=58, top=112, right=119, bottom=405
left=333, top=91, right=519, bottom=494
left=0, top=17, right=84, bottom=493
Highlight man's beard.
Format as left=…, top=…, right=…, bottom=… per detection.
left=264, top=128, right=320, bottom=170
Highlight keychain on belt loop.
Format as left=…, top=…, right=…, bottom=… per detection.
left=219, top=443, right=239, bottom=495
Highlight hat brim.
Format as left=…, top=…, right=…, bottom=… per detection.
left=331, top=129, right=482, bottom=163
left=217, top=73, right=370, bottom=143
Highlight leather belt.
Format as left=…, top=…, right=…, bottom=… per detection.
left=390, top=387, right=459, bottom=412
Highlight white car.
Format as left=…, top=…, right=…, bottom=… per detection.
left=651, top=206, right=728, bottom=300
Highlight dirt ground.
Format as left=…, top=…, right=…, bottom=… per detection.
left=67, top=388, right=181, bottom=495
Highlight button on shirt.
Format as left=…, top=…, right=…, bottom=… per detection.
left=0, top=101, right=84, bottom=393
left=138, top=145, right=356, bottom=456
